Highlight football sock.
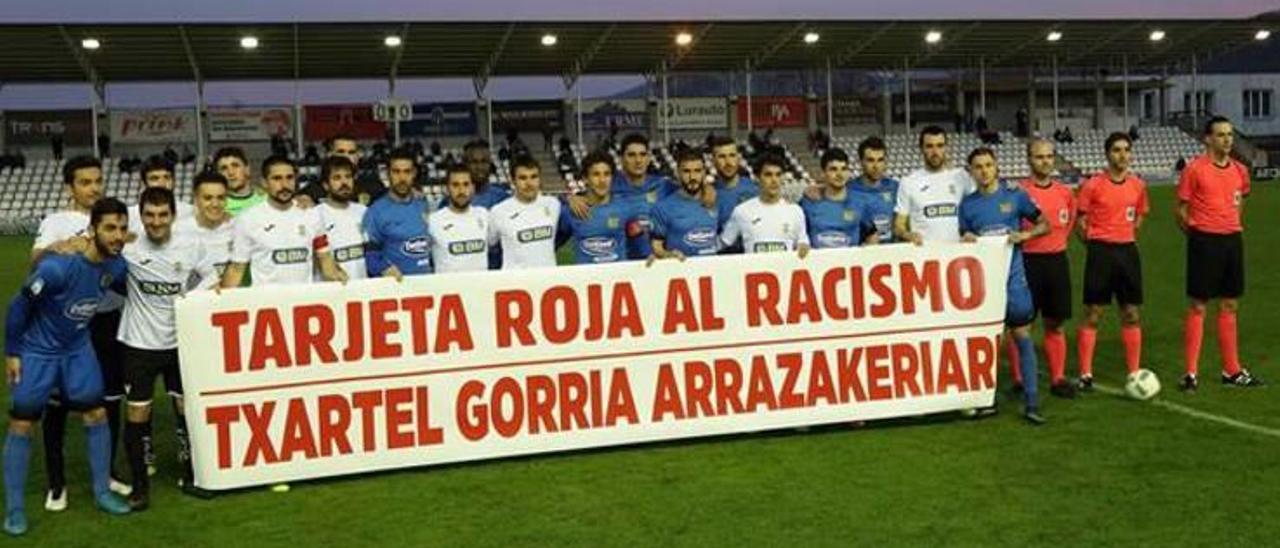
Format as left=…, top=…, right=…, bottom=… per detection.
left=1217, top=311, right=1241, bottom=376
left=85, top=422, right=111, bottom=498
left=104, top=400, right=121, bottom=477
left=3, top=433, right=31, bottom=515
left=1044, top=330, right=1067, bottom=383
left=1016, top=336, right=1039, bottom=409
left=1077, top=326, right=1097, bottom=378
left=1121, top=325, right=1142, bottom=375
left=41, top=401, right=67, bottom=492
left=124, top=421, right=150, bottom=494
left=1184, top=308, right=1205, bottom=376
left=1004, top=336, right=1022, bottom=385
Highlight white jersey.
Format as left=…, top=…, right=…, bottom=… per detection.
left=314, top=201, right=368, bottom=281
left=429, top=205, right=491, bottom=273
left=720, top=197, right=809, bottom=253
left=895, top=167, right=974, bottom=243
left=128, top=202, right=194, bottom=234
left=34, top=209, right=125, bottom=312
left=175, top=215, right=235, bottom=280
left=230, top=202, right=326, bottom=286
left=117, top=233, right=213, bottom=350
left=488, top=195, right=560, bottom=270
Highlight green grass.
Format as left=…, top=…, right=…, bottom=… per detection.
left=3, top=185, right=1279, bottom=547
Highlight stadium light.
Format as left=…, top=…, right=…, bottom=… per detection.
left=675, top=32, right=693, bottom=46
left=1256, top=30, right=1272, bottom=41
left=384, top=35, right=402, bottom=48
left=240, top=36, right=260, bottom=50
left=1149, top=30, right=1166, bottom=42
left=1046, top=31, right=1063, bottom=42
left=925, top=30, right=943, bottom=44
left=541, top=34, right=558, bottom=47
left=803, top=32, right=820, bottom=44
left=80, top=38, right=101, bottom=50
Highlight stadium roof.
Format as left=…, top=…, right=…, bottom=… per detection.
left=0, top=18, right=1275, bottom=84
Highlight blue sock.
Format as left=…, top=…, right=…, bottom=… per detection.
left=1016, top=336, right=1040, bottom=410
left=4, top=433, right=31, bottom=515
left=85, top=422, right=110, bottom=498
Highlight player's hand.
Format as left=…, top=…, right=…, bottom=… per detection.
left=906, top=232, right=924, bottom=246
left=700, top=185, right=718, bottom=209
left=1007, top=231, right=1029, bottom=244
left=797, top=244, right=810, bottom=260
left=50, top=235, right=91, bottom=255
left=384, top=265, right=404, bottom=282
left=802, top=184, right=823, bottom=202
left=294, top=195, right=315, bottom=209
left=6, top=356, right=20, bottom=386
left=864, top=234, right=880, bottom=246
left=568, top=194, right=591, bottom=219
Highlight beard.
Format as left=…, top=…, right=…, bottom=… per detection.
left=270, top=188, right=295, bottom=204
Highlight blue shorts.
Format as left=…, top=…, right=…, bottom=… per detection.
left=1006, top=277, right=1036, bottom=328
left=10, top=345, right=104, bottom=420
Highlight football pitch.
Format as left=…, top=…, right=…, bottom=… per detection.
left=1, top=184, right=1278, bottom=547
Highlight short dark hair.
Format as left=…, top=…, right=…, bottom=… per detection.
left=192, top=170, right=228, bottom=194
left=857, top=136, right=887, bottom=159
left=674, top=148, right=704, bottom=167
left=90, top=197, right=128, bottom=227
left=387, top=147, right=417, bottom=169
left=463, top=140, right=490, bottom=155
left=1104, top=132, right=1132, bottom=153
left=62, top=155, right=101, bottom=185
left=321, top=156, right=355, bottom=183
left=707, top=135, right=737, bottom=151
left=326, top=134, right=358, bottom=151
left=140, top=155, right=175, bottom=178
left=444, top=163, right=472, bottom=182
left=820, top=147, right=850, bottom=169
left=260, top=155, right=296, bottom=176
left=580, top=151, right=615, bottom=176
left=756, top=153, right=787, bottom=173
left=918, top=125, right=947, bottom=148
left=138, top=186, right=176, bottom=216
left=508, top=155, right=541, bottom=178
left=1203, top=115, right=1232, bottom=136
left=967, top=147, right=996, bottom=165
left=212, top=146, right=247, bottom=166
left=619, top=133, right=649, bottom=151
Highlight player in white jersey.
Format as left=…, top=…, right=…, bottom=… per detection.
left=128, top=156, right=194, bottom=234
left=220, top=156, right=347, bottom=288
left=488, top=156, right=561, bottom=270
left=116, top=188, right=217, bottom=509
left=430, top=164, right=491, bottom=273
left=175, top=171, right=235, bottom=278
left=894, top=126, right=975, bottom=245
left=313, top=157, right=368, bottom=281
left=720, top=154, right=810, bottom=256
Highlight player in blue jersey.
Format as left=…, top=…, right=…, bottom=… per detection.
left=4, top=198, right=134, bottom=535
left=708, top=135, right=760, bottom=208
left=363, top=148, right=433, bottom=278
left=461, top=140, right=512, bottom=268
left=800, top=148, right=880, bottom=249
left=649, top=148, right=733, bottom=261
left=566, top=134, right=677, bottom=260
left=958, top=147, right=1051, bottom=426
left=558, top=151, right=647, bottom=264
left=848, top=137, right=900, bottom=243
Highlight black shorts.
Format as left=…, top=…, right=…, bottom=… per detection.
left=1186, top=230, right=1244, bottom=300
left=123, top=346, right=183, bottom=403
left=1023, top=252, right=1072, bottom=321
left=89, top=309, right=125, bottom=401
left=1084, top=241, right=1143, bottom=306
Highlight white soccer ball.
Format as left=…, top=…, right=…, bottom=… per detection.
left=1125, top=369, right=1162, bottom=400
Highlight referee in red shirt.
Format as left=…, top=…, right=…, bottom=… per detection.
left=1176, top=116, right=1262, bottom=390
left=1076, top=132, right=1149, bottom=391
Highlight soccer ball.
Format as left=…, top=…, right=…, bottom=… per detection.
left=1125, top=369, right=1162, bottom=400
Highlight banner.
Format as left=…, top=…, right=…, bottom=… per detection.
left=177, top=241, right=1010, bottom=490
left=208, top=107, right=293, bottom=142
left=818, top=97, right=880, bottom=126
left=3, top=110, right=93, bottom=146
left=401, top=102, right=478, bottom=137
left=110, top=109, right=197, bottom=144
left=664, top=97, right=727, bottom=130
left=737, top=96, right=807, bottom=128
left=892, top=91, right=956, bottom=124
left=492, top=100, right=563, bottom=132
left=581, top=99, right=648, bottom=131
left=303, top=104, right=387, bottom=142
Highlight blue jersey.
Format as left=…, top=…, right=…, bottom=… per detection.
left=650, top=190, right=731, bottom=258
left=611, top=173, right=672, bottom=259
left=958, top=183, right=1042, bottom=284
left=714, top=176, right=760, bottom=211
left=849, top=176, right=900, bottom=242
left=5, top=253, right=126, bottom=356
left=558, top=198, right=644, bottom=264
left=363, top=194, right=433, bottom=276
left=799, top=193, right=875, bottom=248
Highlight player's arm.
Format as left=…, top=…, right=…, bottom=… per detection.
left=1074, top=182, right=1091, bottom=242
left=645, top=207, right=682, bottom=263
left=566, top=193, right=591, bottom=220
left=361, top=213, right=392, bottom=277
left=220, top=262, right=247, bottom=289
left=718, top=209, right=743, bottom=251
left=893, top=213, right=922, bottom=245
left=1012, top=194, right=1049, bottom=244
left=6, top=262, right=62, bottom=380
left=1135, top=185, right=1150, bottom=232
left=315, top=251, right=348, bottom=283
left=794, top=209, right=811, bottom=259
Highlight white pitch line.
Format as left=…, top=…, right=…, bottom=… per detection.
left=1095, top=383, right=1280, bottom=439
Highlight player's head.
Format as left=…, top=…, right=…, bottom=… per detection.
left=619, top=133, right=650, bottom=179
left=138, top=186, right=176, bottom=244
left=674, top=149, right=707, bottom=195
left=444, top=163, right=474, bottom=210
left=581, top=151, right=615, bottom=201
left=326, top=134, right=360, bottom=164
left=857, top=136, right=888, bottom=182
left=463, top=140, right=492, bottom=185
left=62, top=155, right=104, bottom=210
left=967, top=147, right=998, bottom=187
left=260, top=155, right=297, bottom=205
left=1026, top=138, right=1056, bottom=180
left=387, top=147, right=418, bottom=199
left=1202, top=115, right=1233, bottom=156
left=756, top=154, right=787, bottom=201
left=1104, top=132, right=1133, bottom=173
left=141, top=155, right=176, bottom=191
left=213, top=147, right=250, bottom=193
left=192, top=170, right=229, bottom=225
left=509, top=155, right=542, bottom=202
left=88, top=197, right=128, bottom=257
left=321, top=156, right=356, bottom=205
left=708, top=136, right=740, bottom=180
left=821, top=147, right=851, bottom=190
left=918, top=126, right=948, bottom=170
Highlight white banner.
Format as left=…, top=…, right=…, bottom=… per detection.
left=208, top=107, right=293, bottom=142
left=664, top=97, right=728, bottom=130
left=109, top=109, right=198, bottom=144
left=177, top=241, right=1010, bottom=490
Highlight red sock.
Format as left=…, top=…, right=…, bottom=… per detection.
left=1217, top=311, right=1241, bottom=376
left=1004, top=335, right=1022, bottom=385
left=1078, top=326, right=1097, bottom=378
left=1184, top=308, right=1204, bottom=376
left=1121, top=325, right=1142, bottom=374
left=1044, top=330, right=1067, bottom=383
